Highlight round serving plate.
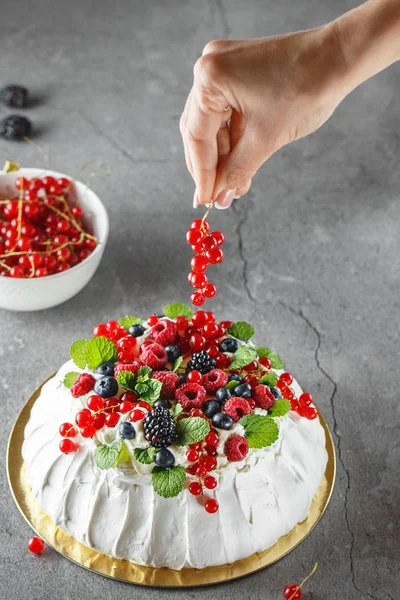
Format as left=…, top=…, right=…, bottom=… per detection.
left=7, top=375, right=336, bottom=587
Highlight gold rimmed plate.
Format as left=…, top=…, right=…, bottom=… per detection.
left=7, top=374, right=336, bottom=587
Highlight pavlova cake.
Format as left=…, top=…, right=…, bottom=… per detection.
left=22, top=303, right=328, bottom=570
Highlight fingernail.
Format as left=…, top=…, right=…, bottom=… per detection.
left=215, top=189, right=236, bottom=210
left=193, top=190, right=198, bottom=209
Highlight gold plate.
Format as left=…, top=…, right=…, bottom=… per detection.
left=7, top=375, right=336, bottom=587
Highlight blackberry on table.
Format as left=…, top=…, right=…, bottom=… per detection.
left=0, top=115, right=32, bottom=140
left=186, top=350, right=216, bottom=374
left=0, top=85, right=28, bottom=108
left=143, top=407, right=176, bottom=448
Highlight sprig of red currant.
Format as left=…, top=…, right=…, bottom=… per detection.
left=186, top=211, right=225, bottom=307
left=283, top=562, right=318, bottom=599
left=185, top=429, right=220, bottom=513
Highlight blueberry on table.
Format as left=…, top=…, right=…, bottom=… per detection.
left=155, top=448, right=174, bottom=468
left=212, top=413, right=234, bottom=430
left=96, top=362, right=115, bottom=377
left=202, top=400, right=221, bottom=418
left=219, top=338, right=240, bottom=353
left=94, top=376, right=119, bottom=398
left=0, top=85, right=28, bottom=108
left=119, top=421, right=135, bottom=439
left=0, top=115, right=32, bottom=140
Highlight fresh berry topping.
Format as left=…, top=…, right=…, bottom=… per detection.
left=205, top=430, right=219, bottom=446
left=93, top=376, right=119, bottom=398
left=165, top=344, right=182, bottom=362
left=219, top=338, right=240, bottom=353
left=280, top=372, right=293, bottom=386
left=59, top=422, right=76, bottom=437
left=228, top=373, right=243, bottom=385
left=189, top=482, right=202, bottom=496
left=200, top=455, right=217, bottom=471
left=116, top=336, right=137, bottom=354
left=105, top=412, right=120, bottom=427
left=150, top=318, right=177, bottom=346
left=299, top=393, right=313, bottom=407
left=224, top=435, right=249, bottom=462
left=202, top=369, right=228, bottom=392
left=87, top=395, right=105, bottom=412
left=283, top=584, right=302, bottom=600
left=140, top=343, right=168, bottom=369
left=59, top=438, right=76, bottom=454
left=259, top=356, right=272, bottom=369
left=129, top=408, right=147, bottom=422
left=202, top=400, right=221, bottom=418
left=254, top=385, right=276, bottom=410
left=153, top=398, right=172, bottom=409
left=186, top=449, right=199, bottom=462
left=191, top=290, right=206, bottom=306
left=270, top=387, right=282, bottom=399
left=211, top=412, right=234, bottom=430
left=204, top=475, right=217, bottom=489
left=128, top=323, right=146, bottom=337
left=233, top=383, right=252, bottom=398
left=186, top=369, right=203, bottom=384
left=120, top=391, right=139, bottom=404
left=175, top=383, right=207, bottom=409
left=152, top=370, right=179, bottom=398
left=81, top=424, right=96, bottom=437
left=119, top=421, right=136, bottom=439
left=75, top=409, right=92, bottom=428
left=155, top=447, right=175, bottom=468
left=215, top=353, right=232, bottom=369
left=147, top=315, right=159, bottom=326
left=96, top=361, right=115, bottom=377
left=303, top=406, right=318, bottom=420
left=223, top=397, right=252, bottom=421
left=70, top=373, right=96, bottom=398
left=27, top=536, right=45, bottom=554
left=143, top=407, right=176, bottom=448
left=186, top=350, right=216, bottom=374
left=92, top=413, right=106, bottom=429
left=0, top=114, right=31, bottom=140
left=196, top=464, right=207, bottom=477
left=188, top=332, right=207, bottom=352
left=191, top=254, right=209, bottom=273
left=215, top=387, right=232, bottom=403
left=137, top=400, right=152, bottom=411
left=114, top=361, right=141, bottom=377
left=205, top=498, right=219, bottom=514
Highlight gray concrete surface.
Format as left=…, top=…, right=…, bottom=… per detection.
left=1, top=0, right=399, bottom=598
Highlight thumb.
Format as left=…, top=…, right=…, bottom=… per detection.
left=212, top=128, right=275, bottom=208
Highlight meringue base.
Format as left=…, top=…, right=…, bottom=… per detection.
left=7, top=375, right=336, bottom=587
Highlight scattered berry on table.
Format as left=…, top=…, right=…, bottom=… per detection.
left=71, top=373, right=95, bottom=398
left=175, top=382, right=207, bottom=409
left=283, top=584, right=302, bottom=599
left=94, top=376, right=119, bottom=398
left=0, top=84, right=28, bottom=108
left=143, top=407, right=176, bottom=448
left=119, top=421, right=136, bottom=439
left=223, top=397, right=252, bottom=421
left=0, top=115, right=32, bottom=140
left=155, top=447, right=175, bottom=468
left=27, top=536, right=45, bottom=554
left=186, top=350, right=216, bottom=374
left=224, top=435, right=249, bottom=462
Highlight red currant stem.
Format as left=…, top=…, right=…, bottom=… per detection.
left=0, top=259, right=11, bottom=271
left=16, top=184, right=24, bottom=241
left=200, top=203, right=215, bottom=235
left=23, top=136, right=50, bottom=169
left=0, top=233, right=87, bottom=260
left=28, top=254, right=36, bottom=278
left=46, top=203, right=98, bottom=243
left=288, top=563, right=318, bottom=600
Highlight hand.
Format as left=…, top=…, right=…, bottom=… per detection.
left=180, top=24, right=348, bottom=208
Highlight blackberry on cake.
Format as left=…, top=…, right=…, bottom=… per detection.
left=186, top=349, right=216, bottom=373
left=143, top=406, right=176, bottom=448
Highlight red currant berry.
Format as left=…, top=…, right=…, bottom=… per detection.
left=201, top=455, right=217, bottom=471
left=204, top=311, right=216, bottom=322
left=186, top=228, right=203, bottom=245
left=59, top=422, right=76, bottom=437
left=210, top=230, right=224, bottom=246
left=201, top=236, right=216, bottom=251
left=87, top=395, right=104, bottom=412
left=186, top=449, right=199, bottom=462
left=191, top=243, right=204, bottom=254
left=189, top=482, right=203, bottom=496
left=93, top=323, right=110, bottom=337
left=59, top=438, right=76, bottom=454
left=57, top=219, right=70, bottom=233
left=92, top=413, right=107, bottom=430
left=291, top=400, right=300, bottom=411
left=185, top=464, right=198, bottom=475
left=205, top=430, right=219, bottom=446
left=105, top=412, right=120, bottom=427
left=119, top=401, right=135, bottom=414
left=189, top=442, right=202, bottom=451
left=205, top=498, right=219, bottom=514
left=137, top=400, right=152, bottom=412
left=121, top=391, right=139, bottom=404
left=81, top=425, right=96, bottom=438
left=280, top=372, right=293, bottom=386
left=104, top=399, right=120, bottom=413
left=28, top=536, right=45, bottom=554
left=305, top=406, right=318, bottom=420
left=243, top=374, right=260, bottom=389
left=203, top=283, right=217, bottom=298
left=35, top=267, right=49, bottom=278
left=215, top=353, right=232, bottom=369
left=207, top=345, right=219, bottom=358
left=75, top=409, right=92, bottom=428
left=259, top=356, right=272, bottom=369
left=205, top=445, right=217, bottom=456
left=204, top=475, right=217, bottom=489
left=129, top=408, right=146, bottom=422
left=196, top=465, right=207, bottom=477
left=187, top=369, right=203, bottom=384
left=299, top=393, right=313, bottom=407
left=16, top=176, right=29, bottom=190
left=17, top=236, right=33, bottom=252
left=42, top=175, right=57, bottom=189
left=191, top=254, right=209, bottom=273
left=18, top=256, right=31, bottom=269
left=202, top=322, right=220, bottom=339
left=206, top=247, right=224, bottom=264
left=174, top=315, right=189, bottom=332
left=72, top=205, right=84, bottom=218
left=189, top=333, right=206, bottom=352
left=118, top=349, right=136, bottom=363
left=117, top=336, right=137, bottom=353
left=147, top=315, right=159, bottom=326
left=57, top=177, right=70, bottom=190
left=191, top=290, right=206, bottom=306
left=243, top=360, right=258, bottom=372
left=190, top=271, right=208, bottom=289
left=191, top=218, right=210, bottom=233
left=192, top=310, right=207, bottom=327
left=283, top=584, right=302, bottom=600
left=190, top=408, right=204, bottom=418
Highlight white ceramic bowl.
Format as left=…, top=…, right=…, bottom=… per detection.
left=0, top=168, right=109, bottom=311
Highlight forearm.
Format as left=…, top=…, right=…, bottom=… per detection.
left=334, top=0, right=400, bottom=95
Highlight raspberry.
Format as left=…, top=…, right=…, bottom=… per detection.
left=254, top=385, right=276, bottom=410
left=140, top=343, right=168, bottom=369
left=224, top=435, right=249, bottom=462
left=114, top=360, right=142, bottom=377
left=202, top=369, right=228, bottom=392
left=150, top=318, right=177, bottom=346
left=71, top=373, right=96, bottom=398
left=152, top=370, right=179, bottom=398
left=175, top=383, right=206, bottom=409
left=223, top=397, right=252, bottom=421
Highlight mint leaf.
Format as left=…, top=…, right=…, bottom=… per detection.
left=239, top=414, right=279, bottom=449
left=95, top=441, right=122, bottom=470
left=136, top=381, right=149, bottom=396
left=163, top=302, right=192, bottom=320
left=137, top=365, right=152, bottom=380
left=172, top=356, right=183, bottom=372
left=152, top=465, right=186, bottom=498
left=70, top=339, right=88, bottom=369
left=172, top=403, right=183, bottom=419
left=117, top=370, right=136, bottom=391
left=115, top=441, right=131, bottom=466
left=269, top=398, right=291, bottom=417
left=175, top=417, right=210, bottom=446
left=229, top=346, right=257, bottom=370
left=118, top=316, right=144, bottom=330
left=259, top=371, right=278, bottom=387
left=227, top=321, right=255, bottom=341
left=140, top=379, right=162, bottom=403
left=256, top=347, right=284, bottom=370
left=63, top=371, right=80, bottom=389
left=86, top=336, right=118, bottom=369
left=226, top=379, right=239, bottom=390
left=133, top=447, right=157, bottom=465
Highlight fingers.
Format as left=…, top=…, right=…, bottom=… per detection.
left=180, top=88, right=195, bottom=178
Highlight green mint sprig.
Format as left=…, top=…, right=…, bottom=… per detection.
left=172, top=356, right=183, bottom=372
left=259, top=371, right=278, bottom=387
left=175, top=417, right=210, bottom=446
left=269, top=398, right=292, bottom=417
left=256, top=347, right=284, bottom=370
left=227, top=321, right=255, bottom=341
left=152, top=465, right=186, bottom=498
left=118, top=316, right=144, bottom=330
left=95, top=441, right=122, bottom=470
left=63, top=372, right=80, bottom=388
left=117, top=367, right=162, bottom=404
left=229, top=346, right=258, bottom=370
left=133, top=447, right=157, bottom=465
left=70, top=336, right=118, bottom=370
left=239, top=414, right=279, bottom=448
left=163, top=302, right=192, bottom=320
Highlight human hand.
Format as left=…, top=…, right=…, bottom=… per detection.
left=180, top=24, right=348, bottom=208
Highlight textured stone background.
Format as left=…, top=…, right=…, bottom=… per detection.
left=1, top=1, right=399, bottom=598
